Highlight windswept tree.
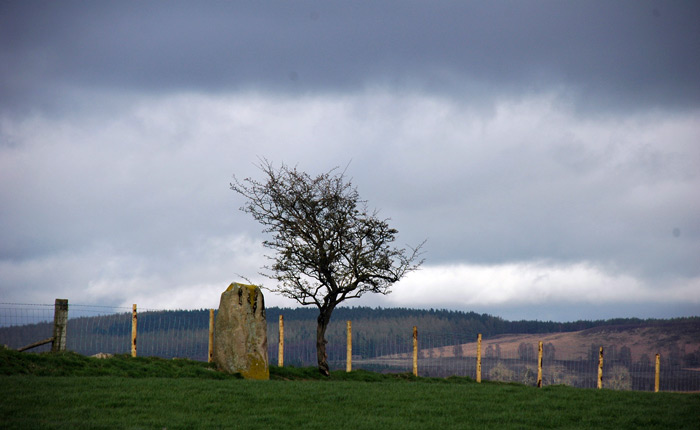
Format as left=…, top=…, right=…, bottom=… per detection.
left=231, top=161, right=424, bottom=375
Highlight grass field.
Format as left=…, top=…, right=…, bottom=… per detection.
left=1, top=348, right=698, bottom=429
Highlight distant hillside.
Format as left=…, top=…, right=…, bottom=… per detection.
left=266, top=307, right=700, bottom=367
left=414, top=320, right=700, bottom=367
left=2, top=306, right=698, bottom=367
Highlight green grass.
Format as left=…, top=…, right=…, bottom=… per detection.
left=1, top=348, right=698, bottom=429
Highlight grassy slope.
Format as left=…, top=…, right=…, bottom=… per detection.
left=1, top=348, right=698, bottom=430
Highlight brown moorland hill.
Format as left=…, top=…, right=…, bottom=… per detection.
left=401, top=320, right=700, bottom=364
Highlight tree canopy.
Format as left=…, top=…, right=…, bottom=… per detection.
left=231, top=161, right=424, bottom=374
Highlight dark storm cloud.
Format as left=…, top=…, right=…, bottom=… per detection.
left=1, top=1, right=698, bottom=319
left=2, top=1, right=699, bottom=115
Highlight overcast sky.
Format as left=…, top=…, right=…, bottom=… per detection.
left=1, top=1, right=699, bottom=322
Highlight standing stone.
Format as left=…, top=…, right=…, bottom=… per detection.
left=213, top=282, right=269, bottom=380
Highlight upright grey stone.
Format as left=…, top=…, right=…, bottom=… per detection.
left=213, top=282, right=269, bottom=380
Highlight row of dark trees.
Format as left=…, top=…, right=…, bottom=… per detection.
left=4, top=307, right=698, bottom=345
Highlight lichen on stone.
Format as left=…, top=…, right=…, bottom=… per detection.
left=226, top=283, right=258, bottom=309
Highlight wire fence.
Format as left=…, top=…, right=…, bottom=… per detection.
left=0, top=303, right=211, bottom=361
left=292, top=331, right=700, bottom=392
left=1, top=303, right=698, bottom=392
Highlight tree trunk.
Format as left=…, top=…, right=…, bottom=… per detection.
left=316, top=309, right=333, bottom=376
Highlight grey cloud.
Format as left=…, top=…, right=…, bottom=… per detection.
left=1, top=1, right=699, bottom=115
left=345, top=100, right=700, bottom=281
left=1, top=0, right=698, bottom=321
left=0, top=91, right=697, bottom=319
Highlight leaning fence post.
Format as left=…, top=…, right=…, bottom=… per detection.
left=346, top=320, right=352, bottom=372
left=654, top=353, right=660, bottom=392
left=412, top=326, right=418, bottom=377
left=476, top=333, right=482, bottom=383
left=208, top=309, right=215, bottom=363
left=537, top=341, right=543, bottom=387
left=597, top=346, right=604, bottom=389
left=51, top=299, right=68, bottom=352
left=278, top=315, right=284, bottom=367
left=131, top=304, right=137, bottom=357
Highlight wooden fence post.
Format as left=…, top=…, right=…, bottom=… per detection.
left=278, top=315, right=284, bottom=367
left=597, top=346, right=604, bottom=389
left=654, top=353, right=660, bottom=393
left=346, top=320, right=352, bottom=372
left=537, top=341, right=543, bottom=388
left=208, top=309, right=215, bottom=363
left=131, top=304, right=137, bottom=358
left=51, top=299, right=68, bottom=352
left=476, top=333, right=482, bottom=383
left=412, top=326, right=418, bottom=377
